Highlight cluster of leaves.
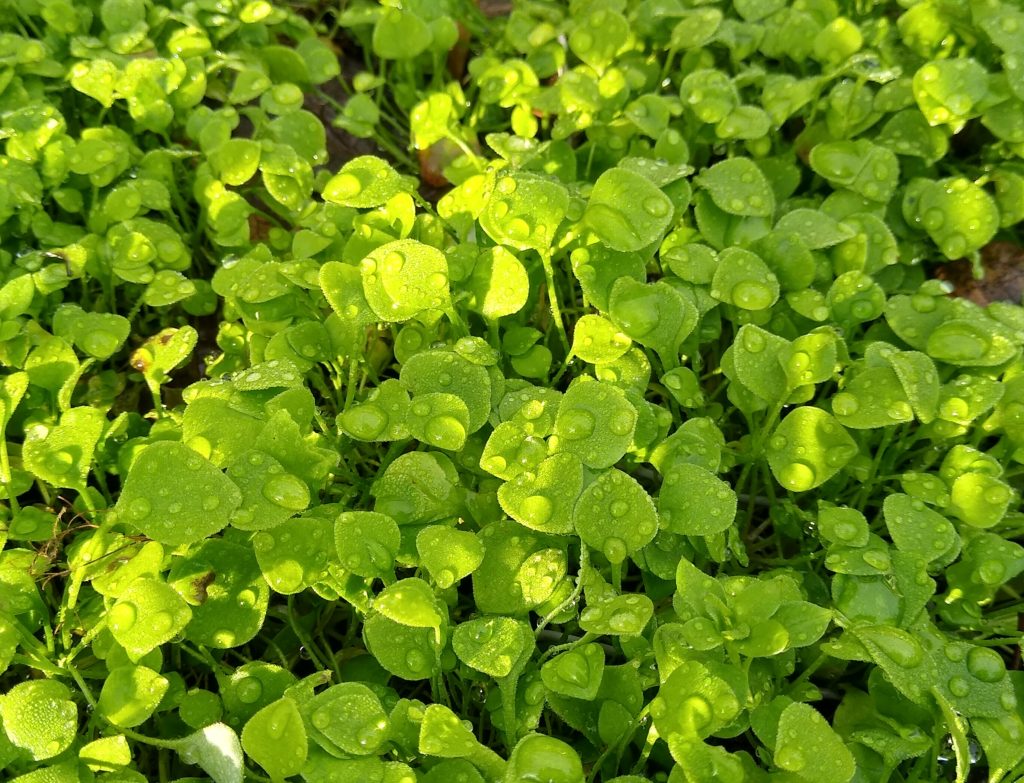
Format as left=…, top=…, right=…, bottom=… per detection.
left=2, top=0, right=1024, bottom=781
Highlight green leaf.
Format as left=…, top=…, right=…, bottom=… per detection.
left=323, top=156, right=416, bottom=208
left=371, top=451, right=461, bottom=525
left=169, top=539, right=269, bottom=649
left=579, top=593, right=654, bottom=636
left=52, top=304, right=130, bottom=359
left=466, top=246, right=530, bottom=319
left=98, top=665, right=169, bottom=728
left=335, top=511, right=400, bottom=579
left=710, top=248, right=780, bottom=310
left=608, top=279, right=697, bottom=365
left=883, top=494, right=959, bottom=566
left=695, top=158, right=775, bottom=217
left=115, top=441, right=242, bottom=546
left=416, top=526, right=484, bottom=588
left=651, top=660, right=740, bottom=740
left=766, top=407, right=857, bottom=492
left=774, top=702, right=855, bottom=783
left=254, top=512, right=335, bottom=594
left=303, top=683, right=389, bottom=756
left=373, top=7, right=432, bottom=59
left=452, top=616, right=533, bottom=678
left=550, top=380, right=636, bottom=470
left=22, top=406, right=106, bottom=489
left=418, top=704, right=479, bottom=758
left=79, top=735, right=132, bottom=772
left=541, top=644, right=605, bottom=700
left=572, top=469, right=658, bottom=564
left=407, top=392, right=469, bottom=451
left=480, top=171, right=569, bottom=252
left=172, top=723, right=244, bottom=783
left=131, top=326, right=198, bottom=393
left=809, top=140, right=899, bottom=202
left=374, top=578, right=445, bottom=631
left=505, top=734, right=584, bottom=783
left=108, top=577, right=192, bottom=660
left=209, top=139, right=260, bottom=186
left=0, top=680, right=77, bottom=760
left=401, top=349, right=492, bottom=433
left=241, top=697, right=307, bottom=779
left=913, top=58, right=988, bottom=131
left=913, top=177, right=999, bottom=260
left=584, top=167, right=674, bottom=252
left=659, top=463, right=736, bottom=535
left=498, top=452, right=584, bottom=535
left=361, top=239, right=451, bottom=321
left=364, top=613, right=440, bottom=681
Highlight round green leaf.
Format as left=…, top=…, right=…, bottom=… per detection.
left=572, top=469, right=658, bottom=564
left=658, top=463, right=736, bottom=535
left=98, top=665, right=169, bottom=728
left=584, top=167, right=673, bottom=252
left=766, top=407, right=857, bottom=492
left=115, top=442, right=242, bottom=546
left=108, top=577, right=192, bottom=660
left=361, top=239, right=450, bottom=322
left=242, top=698, right=307, bottom=779
left=695, top=158, right=775, bottom=217
left=0, top=680, right=77, bottom=760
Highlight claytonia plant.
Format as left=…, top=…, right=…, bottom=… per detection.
left=2, top=0, right=1024, bottom=782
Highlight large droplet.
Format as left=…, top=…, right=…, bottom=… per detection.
left=778, top=461, right=816, bottom=492
left=341, top=404, right=388, bottom=440
left=109, top=601, right=138, bottom=632
left=520, top=494, right=553, bottom=526
left=261, top=474, right=310, bottom=512
left=732, top=280, right=774, bottom=310
left=560, top=409, right=596, bottom=440
left=966, top=646, right=1005, bottom=683
left=425, top=415, right=466, bottom=449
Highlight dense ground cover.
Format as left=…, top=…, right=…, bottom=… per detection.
left=1, top=0, right=1024, bottom=781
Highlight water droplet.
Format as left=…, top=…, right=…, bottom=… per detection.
left=506, top=217, right=531, bottom=240
left=966, top=646, right=1004, bottom=683
left=150, top=611, right=174, bottom=634
left=312, top=708, right=331, bottom=729
left=574, top=30, right=593, bottom=51
left=948, top=676, right=971, bottom=697
left=862, top=549, right=891, bottom=571
left=556, top=651, right=590, bottom=687
left=560, top=408, right=595, bottom=440
left=776, top=744, right=805, bottom=771
left=203, top=495, right=220, bottom=511
left=977, top=560, right=1006, bottom=585
left=608, top=410, right=633, bottom=436
left=128, top=498, right=152, bottom=520
left=425, top=415, right=466, bottom=449
left=261, top=474, right=310, bottom=511
left=521, top=494, right=553, bottom=526
left=832, top=393, right=859, bottom=417
left=778, top=461, right=816, bottom=491
left=331, top=172, right=361, bottom=199
left=602, top=537, right=627, bottom=564
left=643, top=196, right=669, bottom=217
left=733, top=280, right=774, bottom=310
left=405, top=649, right=427, bottom=673
left=109, top=601, right=138, bottom=631
left=342, top=404, right=388, bottom=440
